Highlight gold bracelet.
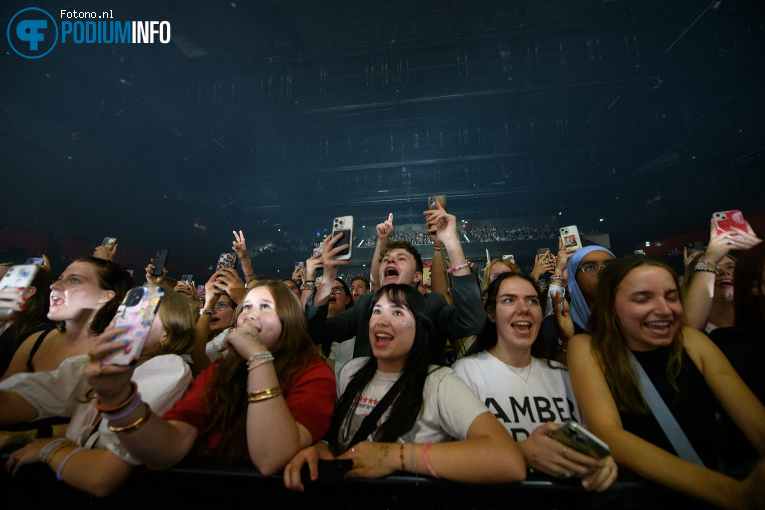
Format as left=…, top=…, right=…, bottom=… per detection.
left=247, top=386, right=282, bottom=403
left=108, top=405, right=153, bottom=433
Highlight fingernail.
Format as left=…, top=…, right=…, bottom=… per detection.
left=121, top=339, right=132, bottom=344
left=19, top=306, right=25, bottom=311
left=22, top=297, right=27, bottom=302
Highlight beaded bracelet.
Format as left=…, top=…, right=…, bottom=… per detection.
left=399, top=441, right=406, bottom=471
left=448, top=262, right=470, bottom=273
left=300, top=282, right=316, bottom=291
left=694, top=261, right=720, bottom=274
left=108, top=405, right=153, bottom=433
left=39, top=438, right=68, bottom=464
left=94, top=382, right=137, bottom=413
left=56, top=447, right=84, bottom=481
left=247, top=355, right=275, bottom=371
left=422, top=441, right=441, bottom=479
left=549, top=275, right=566, bottom=282
left=247, top=386, right=282, bottom=403
left=247, top=351, right=272, bottom=365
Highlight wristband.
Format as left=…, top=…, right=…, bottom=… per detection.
left=247, top=386, right=282, bottom=402
left=56, top=447, right=84, bottom=481
left=94, top=382, right=137, bottom=413
left=694, top=262, right=720, bottom=274
left=108, top=405, right=153, bottom=433
left=199, top=308, right=214, bottom=316
left=106, top=393, right=142, bottom=420
left=448, top=262, right=469, bottom=273
left=39, top=438, right=68, bottom=464
left=422, top=441, right=441, bottom=479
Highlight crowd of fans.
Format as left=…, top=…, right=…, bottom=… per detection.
left=466, top=224, right=557, bottom=242
left=1, top=207, right=764, bottom=509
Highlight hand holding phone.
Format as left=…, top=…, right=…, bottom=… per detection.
left=332, top=216, right=354, bottom=261
left=0, top=265, right=39, bottom=318
left=152, top=250, right=169, bottom=277
left=559, top=226, right=582, bottom=251
left=102, top=286, right=164, bottom=367
left=550, top=420, right=610, bottom=459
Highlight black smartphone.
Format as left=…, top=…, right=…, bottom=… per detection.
left=300, top=459, right=354, bottom=484
left=537, top=248, right=551, bottom=260
left=152, top=249, right=169, bottom=277
left=686, top=241, right=704, bottom=255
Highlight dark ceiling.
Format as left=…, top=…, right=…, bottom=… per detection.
left=2, top=0, right=764, bottom=268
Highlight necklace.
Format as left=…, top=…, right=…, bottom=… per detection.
left=490, top=348, right=533, bottom=383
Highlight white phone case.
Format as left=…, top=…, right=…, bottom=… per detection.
left=332, top=215, right=354, bottom=261
left=559, top=225, right=582, bottom=250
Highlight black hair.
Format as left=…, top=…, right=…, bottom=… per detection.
left=351, top=276, right=371, bottom=291
left=328, top=284, right=441, bottom=450
left=333, top=278, right=354, bottom=310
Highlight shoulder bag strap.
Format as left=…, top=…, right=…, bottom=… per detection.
left=627, top=350, right=704, bottom=466
left=348, top=377, right=404, bottom=448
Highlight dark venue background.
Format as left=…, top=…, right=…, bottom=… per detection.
left=2, top=0, right=764, bottom=278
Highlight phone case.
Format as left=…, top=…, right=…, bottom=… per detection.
left=152, top=249, right=169, bottom=276
left=332, top=216, right=354, bottom=261
left=102, top=286, right=164, bottom=367
left=0, top=265, right=40, bottom=315
left=713, top=210, right=746, bottom=235
left=101, top=237, right=117, bottom=250
left=550, top=420, right=610, bottom=459
left=559, top=226, right=582, bottom=250
left=26, top=257, right=45, bottom=265
left=428, top=194, right=447, bottom=210
left=181, top=274, right=193, bottom=284
left=217, top=252, right=237, bottom=270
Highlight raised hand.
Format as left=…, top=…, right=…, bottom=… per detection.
left=376, top=213, right=394, bottom=241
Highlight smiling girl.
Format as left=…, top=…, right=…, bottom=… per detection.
left=568, top=255, right=765, bottom=508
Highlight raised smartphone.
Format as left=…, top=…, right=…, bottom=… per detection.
left=26, top=257, right=45, bottom=265
left=332, top=216, right=354, bottom=261
left=686, top=241, right=704, bottom=255
left=0, top=265, right=40, bottom=316
left=152, top=250, right=169, bottom=277
left=102, top=286, right=164, bottom=367
left=217, top=252, right=237, bottom=271
left=550, top=420, right=610, bottom=460
left=101, top=237, right=117, bottom=250
left=559, top=226, right=582, bottom=250
left=312, top=241, right=324, bottom=258
left=427, top=194, right=447, bottom=210
left=713, top=210, right=746, bottom=236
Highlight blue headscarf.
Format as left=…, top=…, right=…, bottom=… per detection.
left=567, top=245, right=616, bottom=331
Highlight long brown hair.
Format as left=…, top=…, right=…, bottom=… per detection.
left=196, top=278, right=316, bottom=463
left=589, top=255, right=684, bottom=414
left=139, top=288, right=196, bottom=361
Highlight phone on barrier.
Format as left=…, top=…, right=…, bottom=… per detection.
left=300, top=459, right=354, bottom=484
left=0, top=265, right=40, bottom=316
left=550, top=420, right=611, bottom=460
left=712, top=210, right=746, bottom=236
left=428, top=194, right=447, bottom=211
left=332, top=216, right=354, bottom=261
left=102, top=286, right=164, bottom=367
left=559, top=226, right=582, bottom=250
left=217, top=253, right=237, bottom=271
left=152, top=250, right=169, bottom=277
left=101, top=237, right=117, bottom=250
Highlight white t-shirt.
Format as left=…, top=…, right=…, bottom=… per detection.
left=336, top=357, right=488, bottom=451
left=0, top=354, right=192, bottom=465
left=329, top=337, right=355, bottom=378
left=452, top=351, right=581, bottom=441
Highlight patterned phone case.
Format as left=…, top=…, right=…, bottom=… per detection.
left=102, top=286, right=164, bottom=367
left=217, top=252, right=237, bottom=270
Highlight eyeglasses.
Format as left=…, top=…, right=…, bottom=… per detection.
left=330, top=287, right=346, bottom=294
left=579, top=262, right=610, bottom=275
left=214, top=301, right=232, bottom=311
